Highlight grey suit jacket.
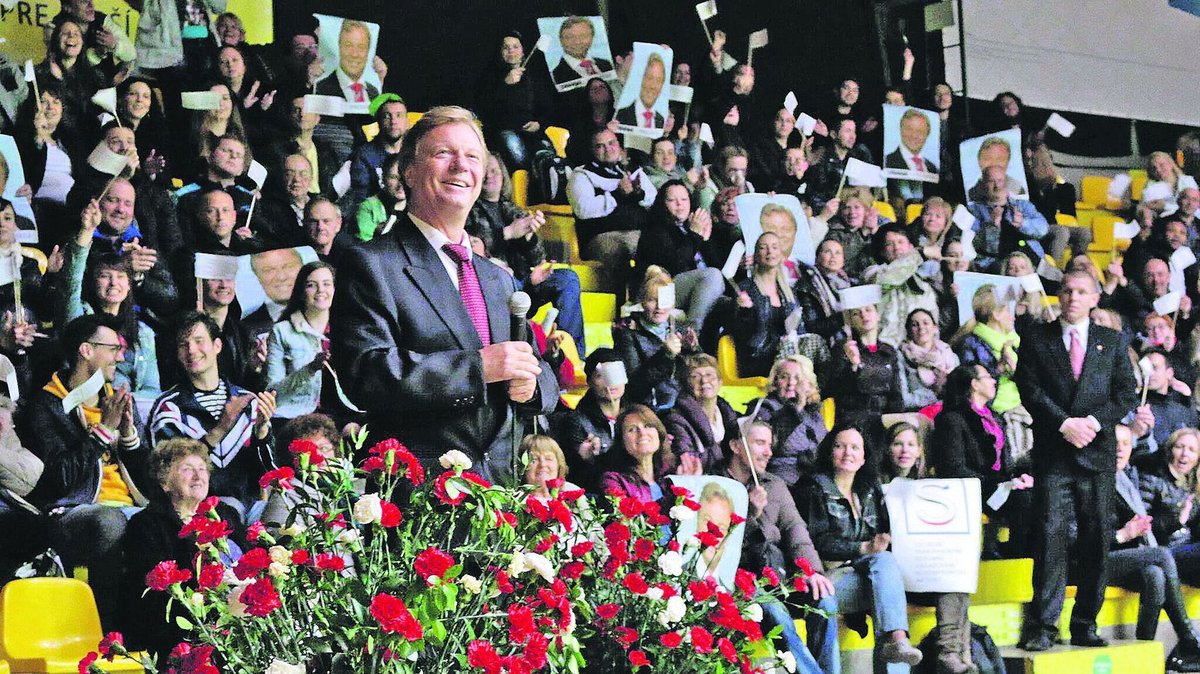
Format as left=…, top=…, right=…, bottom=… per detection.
left=329, top=215, right=558, bottom=478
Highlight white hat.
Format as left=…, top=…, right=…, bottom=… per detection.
left=839, top=284, right=882, bottom=311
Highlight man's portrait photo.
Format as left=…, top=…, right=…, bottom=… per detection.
left=538, top=15, right=616, bottom=92
left=614, top=44, right=672, bottom=139
left=882, top=105, right=940, bottom=183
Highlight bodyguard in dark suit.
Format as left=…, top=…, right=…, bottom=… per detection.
left=1014, top=270, right=1138, bottom=650
left=330, top=106, right=558, bottom=483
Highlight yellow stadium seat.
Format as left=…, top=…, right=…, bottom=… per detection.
left=873, top=201, right=897, bottom=222
left=1054, top=212, right=1078, bottom=227
left=0, top=578, right=145, bottom=673
left=1078, top=175, right=1113, bottom=209
left=581, top=292, right=617, bottom=324
left=544, top=126, right=570, bottom=158
left=361, top=121, right=379, bottom=142
left=905, top=203, right=924, bottom=224
left=406, top=111, right=425, bottom=127
left=1089, top=213, right=1121, bottom=253
left=512, top=169, right=529, bottom=208
left=1130, top=169, right=1148, bottom=201
left=0, top=658, right=9, bottom=673
left=715, top=336, right=769, bottom=388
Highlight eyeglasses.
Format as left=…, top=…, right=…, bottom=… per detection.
left=88, top=342, right=125, bottom=354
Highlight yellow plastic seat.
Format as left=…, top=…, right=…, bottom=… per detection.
left=361, top=121, right=379, bottom=142
left=1088, top=213, right=1121, bottom=253
left=905, top=203, right=924, bottom=224
left=581, top=292, right=617, bottom=324
left=1130, top=169, right=1148, bottom=201
left=0, top=578, right=145, bottom=673
left=512, top=169, right=529, bottom=208
left=1078, top=175, right=1113, bottom=210
left=716, top=336, right=769, bottom=388
left=406, top=111, right=425, bottom=127
left=1054, top=212, right=1078, bottom=227
left=544, top=126, right=569, bottom=158
left=873, top=201, right=897, bottom=223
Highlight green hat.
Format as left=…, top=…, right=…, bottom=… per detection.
left=368, top=93, right=405, bottom=117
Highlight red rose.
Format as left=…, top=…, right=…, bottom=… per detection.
left=146, top=560, right=191, bottom=591
left=370, top=593, right=423, bottom=641
left=241, top=577, right=282, bottom=617
left=628, top=650, right=650, bottom=668
left=414, top=547, right=456, bottom=584
left=234, top=547, right=272, bottom=580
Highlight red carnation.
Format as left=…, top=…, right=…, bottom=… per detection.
left=622, top=572, right=649, bottom=594
left=291, top=549, right=310, bottom=566
left=195, top=496, right=220, bottom=515
left=718, top=637, right=738, bottom=663
left=524, top=631, right=549, bottom=669
left=288, top=438, right=326, bottom=467
left=618, top=496, right=643, bottom=519
left=690, top=626, right=715, bottom=654
left=196, top=563, right=224, bottom=590
left=633, top=538, right=655, bottom=561
left=146, top=560, right=191, bottom=591
left=730, top=512, right=746, bottom=526
left=78, top=652, right=98, bottom=673
left=241, top=577, right=282, bottom=617
left=761, top=566, right=781, bottom=587
left=246, top=521, right=266, bottom=542
left=258, top=466, right=295, bottom=491
left=596, top=603, right=621, bottom=621
left=234, top=547, right=272, bottom=580
left=508, top=604, right=537, bottom=643
left=370, top=593, right=424, bottom=641
left=689, top=578, right=717, bottom=602
left=796, top=556, right=816, bottom=577
left=98, top=632, right=124, bottom=661
left=466, top=640, right=501, bottom=674
left=316, top=553, right=345, bottom=572
left=671, top=484, right=692, bottom=498
left=660, top=631, right=683, bottom=648
left=628, top=650, right=650, bottom=668
left=414, top=547, right=456, bottom=584
left=734, top=568, right=757, bottom=598
left=380, top=501, right=402, bottom=527
left=178, top=515, right=231, bottom=545
left=570, top=541, right=593, bottom=557
left=614, top=626, right=639, bottom=648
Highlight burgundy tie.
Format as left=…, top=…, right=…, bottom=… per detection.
left=580, top=59, right=596, bottom=75
left=1069, top=329, right=1084, bottom=380
left=351, top=82, right=365, bottom=103
left=643, top=110, right=654, bottom=128
left=443, top=243, right=492, bottom=346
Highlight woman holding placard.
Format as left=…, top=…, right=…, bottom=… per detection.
left=825, top=285, right=903, bottom=426
left=733, top=231, right=797, bottom=376
left=799, top=421, right=924, bottom=671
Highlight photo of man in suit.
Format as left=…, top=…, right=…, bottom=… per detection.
left=330, top=106, right=558, bottom=483
left=964, top=134, right=1028, bottom=202
left=1014, top=270, right=1138, bottom=652
left=550, top=16, right=613, bottom=88
left=615, top=52, right=667, bottom=131
left=884, top=108, right=938, bottom=178
left=314, top=19, right=380, bottom=104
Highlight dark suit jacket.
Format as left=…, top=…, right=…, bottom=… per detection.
left=615, top=103, right=664, bottom=129
left=329, top=214, right=558, bottom=469
left=314, top=72, right=380, bottom=102
left=552, top=57, right=613, bottom=88
left=1013, top=321, right=1137, bottom=474
left=884, top=148, right=938, bottom=174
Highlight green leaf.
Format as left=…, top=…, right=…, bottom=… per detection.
left=175, top=615, right=194, bottom=630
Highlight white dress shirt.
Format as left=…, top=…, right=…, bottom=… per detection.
left=411, top=213, right=471, bottom=291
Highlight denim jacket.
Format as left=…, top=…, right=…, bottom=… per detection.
left=266, top=312, right=332, bottom=419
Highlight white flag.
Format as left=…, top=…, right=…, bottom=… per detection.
left=796, top=112, right=817, bottom=136
left=623, top=133, right=652, bottom=154
left=302, top=95, right=346, bottom=117
left=247, top=160, right=269, bottom=189
left=1112, top=221, right=1141, bottom=240
left=844, top=158, right=885, bottom=188
left=91, top=87, right=117, bottom=114
left=952, top=204, right=975, bottom=231
left=1153, top=291, right=1183, bottom=317
left=783, top=91, right=798, bottom=117
left=1107, top=173, right=1132, bottom=199
left=721, top=240, right=746, bottom=280
left=87, top=143, right=128, bottom=176
left=62, top=370, right=106, bottom=414
left=181, top=91, right=222, bottom=111
left=22, top=60, right=34, bottom=83
left=669, top=85, right=694, bottom=103
left=1045, top=113, right=1075, bottom=138
left=332, top=160, right=352, bottom=197
left=695, top=0, right=718, bottom=21
left=1171, top=246, right=1197, bottom=271
left=658, top=283, right=676, bottom=310
left=1036, top=256, right=1064, bottom=282
left=1018, top=273, right=1044, bottom=294
left=699, top=122, right=715, bottom=147
left=193, top=253, right=240, bottom=281
left=748, top=29, right=769, bottom=50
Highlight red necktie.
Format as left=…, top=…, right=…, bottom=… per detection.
left=643, top=110, right=653, bottom=128
left=1069, top=329, right=1084, bottom=380
left=443, top=243, right=492, bottom=346
left=580, top=59, right=596, bottom=75
left=351, top=82, right=365, bottom=103
left=912, top=156, right=925, bottom=172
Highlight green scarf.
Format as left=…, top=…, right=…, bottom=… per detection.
left=971, top=322, right=1022, bottom=413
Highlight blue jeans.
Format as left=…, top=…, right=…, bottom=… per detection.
left=528, top=267, right=585, bottom=353
left=761, top=593, right=841, bottom=674
left=832, top=552, right=911, bottom=674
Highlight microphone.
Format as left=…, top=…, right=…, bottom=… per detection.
left=508, top=290, right=531, bottom=343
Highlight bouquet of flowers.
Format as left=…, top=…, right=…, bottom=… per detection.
left=81, top=435, right=818, bottom=674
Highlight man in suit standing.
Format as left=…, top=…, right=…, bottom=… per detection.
left=330, top=106, right=558, bottom=483
left=550, top=16, right=613, bottom=88
left=615, top=53, right=666, bottom=130
left=313, top=20, right=380, bottom=105
left=1015, top=270, right=1138, bottom=651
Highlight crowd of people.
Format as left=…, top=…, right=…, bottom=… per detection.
left=2, top=3, right=1200, bottom=673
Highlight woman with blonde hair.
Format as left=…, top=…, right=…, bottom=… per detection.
left=911, top=196, right=957, bottom=261
left=1142, top=151, right=1199, bottom=217
left=613, top=265, right=698, bottom=411
left=733, top=231, right=798, bottom=376
left=742, top=355, right=827, bottom=487
left=1138, top=427, right=1200, bottom=584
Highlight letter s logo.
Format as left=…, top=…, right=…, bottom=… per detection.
left=914, top=482, right=956, bottom=526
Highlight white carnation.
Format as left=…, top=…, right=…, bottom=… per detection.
left=779, top=650, right=797, bottom=673
left=684, top=535, right=702, bottom=549
left=523, top=552, right=556, bottom=582
left=669, top=504, right=697, bottom=522
left=658, top=595, right=686, bottom=625
left=657, top=550, right=684, bottom=576
left=280, top=521, right=305, bottom=538
left=227, top=585, right=248, bottom=617
left=352, top=494, right=384, bottom=525
left=438, top=450, right=473, bottom=471
left=265, top=659, right=306, bottom=674
left=268, top=561, right=291, bottom=578
left=268, top=545, right=291, bottom=565
left=461, top=574, right=483, bottom=594
left=508, top=551, right=530, bottom=577
left=744, top=603, right=764, bottom=622
left=645, top=586, right=664, bottom=601
left=336, top=528, right=361, bottom=546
